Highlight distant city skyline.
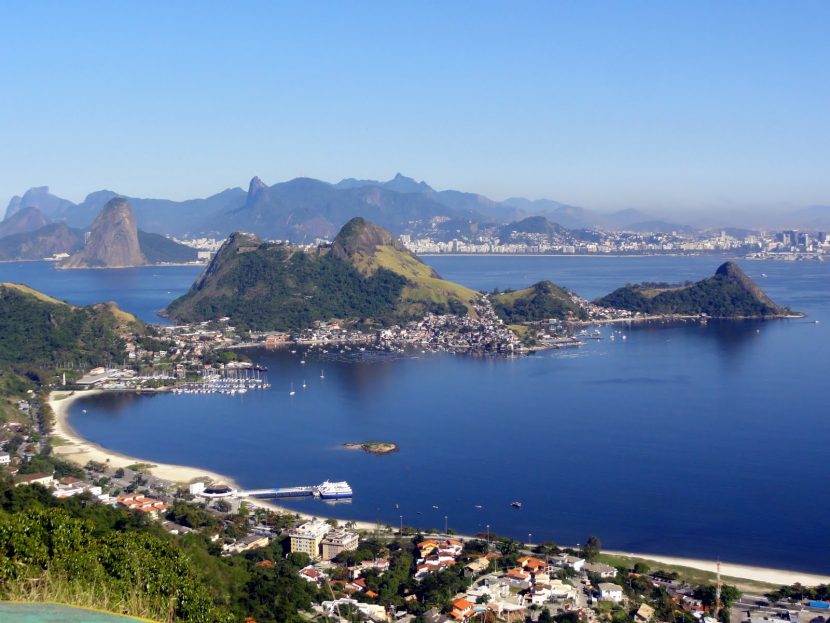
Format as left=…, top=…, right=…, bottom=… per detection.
left=1, top=2, right=828, bottom=216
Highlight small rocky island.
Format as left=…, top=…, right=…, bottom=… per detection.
left=343, top=441, right=399, bottom=455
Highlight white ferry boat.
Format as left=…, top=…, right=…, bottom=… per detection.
left=316, top=480, right=353, bottom=499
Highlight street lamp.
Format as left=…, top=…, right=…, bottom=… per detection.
left=399, top=515, right=403, bottom=535
left=486, top=524, right=490, bottom=546
left=528, top=533, right=532, bottom=547
left=444, top=515, right=448, bottom=535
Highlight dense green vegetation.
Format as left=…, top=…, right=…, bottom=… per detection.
left=595, top=262, right=789, bottom=317
left=168, top=219, right=479, bottom=330
left=0, top=479, right=229, bottom=622
left=169, top=243, right=408, bottom=330
left=0, top=477, right=490, bottom=622
left=767, top=583, right=830, bottom=602
left=0, top=284, right=138, bottom=381
left=138, top=231, right=198, bottom=263
left=0, top=478, right=326, bottom=622
left=492, top=281, right=587, bottom=323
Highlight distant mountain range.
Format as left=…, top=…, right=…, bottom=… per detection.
left=0, top=198, right=197, bottom=266
left=0, top=175, right=654, bottom=241
left=3, top=175, right=828, bottom=242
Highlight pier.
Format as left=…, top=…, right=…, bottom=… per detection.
left=241, top=486, right=317, bottom=499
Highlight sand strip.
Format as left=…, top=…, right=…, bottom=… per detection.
left=48, top=390, right=378, bottom=530
left=605, top=550, right=830, bottom=587
left=49, top=390, right=237, bottom=485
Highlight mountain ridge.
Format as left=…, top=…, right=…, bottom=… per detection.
left=5, top=176, right=827, bottom=238
left=0, top=206, right=51, bottom=238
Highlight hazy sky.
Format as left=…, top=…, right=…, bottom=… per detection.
left=1, top=1, right=828, bottom=215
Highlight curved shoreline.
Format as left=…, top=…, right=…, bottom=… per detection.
left=47, top=390, right=830, bottom=586
left=49, top=389, right=239, bottom=486
left=48, top=390, right=379, bottom=531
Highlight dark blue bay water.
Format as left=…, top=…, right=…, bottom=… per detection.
left=0, top=261, right=202, bottom=323
left=2, top=257, right=827, bottom=572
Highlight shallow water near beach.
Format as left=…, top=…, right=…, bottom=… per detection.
left=3, top=257, right=827, bottom=573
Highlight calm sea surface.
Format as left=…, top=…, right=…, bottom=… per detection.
left=2, top=257, right=827, bottom=573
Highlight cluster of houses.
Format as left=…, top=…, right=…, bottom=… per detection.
left=290, top=533, right=633, bottom=623
left=14, top=472, right=109, bottom=502
left=9, top=473, right=178, bottom=520
left=421, top=553, right=633, bottom=623
left=114, top=493, right=168, bottom=517
left=259, top=303, right=523, bottom=355
left=0, top=395, right=39, bottom=465
left=415, top=538, right=465, bottom=579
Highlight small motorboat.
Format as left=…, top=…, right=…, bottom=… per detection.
left=511, top=501, right=522, bottom=509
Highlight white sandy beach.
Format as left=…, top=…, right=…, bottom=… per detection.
left=47, top=389, right=379, bottom=531
left=49, top=389, right=237, bottom=485
left=48, top=390, right=829, bottom=585
left=605, top=550, right=830, bottom=587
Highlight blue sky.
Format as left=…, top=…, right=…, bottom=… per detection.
left=1, top=1, right=828, bottom=215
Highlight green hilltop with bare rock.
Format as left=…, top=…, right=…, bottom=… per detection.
left=166, top=217, right=478, bottom=330
left=594, top=261, right=794, bottom=318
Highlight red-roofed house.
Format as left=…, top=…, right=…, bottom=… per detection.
left=450, top=598, right=475, bottom=622
left=299, top=565, right=326, bottom=584
left=115, top=494, right=168, bottom=518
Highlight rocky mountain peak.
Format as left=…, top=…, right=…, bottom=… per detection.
left=715, top=261, right=781, bottom=311
left=331, top=217, right=406, bottom=259
left=61, top=197, right=146, bottom=268
left=0, top=206, right=51, bottom=238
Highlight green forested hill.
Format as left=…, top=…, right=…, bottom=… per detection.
left=492, top=280, right=587, bottom=322
left=0, top=283, right=138, bottom=373
left=168, top=238, right=407, bottom=330
left=0, top=478, right=321, bottom=623
left=167, top=218, right=477, bottom=330
left=594, top=261, right=791, bottom=317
